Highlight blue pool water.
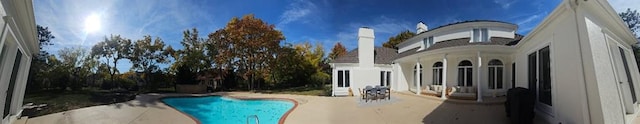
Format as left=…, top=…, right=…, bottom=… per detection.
left=162, top=96, right=295, bottom=124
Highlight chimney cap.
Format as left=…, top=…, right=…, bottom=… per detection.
left=361, top=26, right=371, bottom=29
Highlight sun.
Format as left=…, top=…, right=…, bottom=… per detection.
left=84, top=14, right=101, bottom=33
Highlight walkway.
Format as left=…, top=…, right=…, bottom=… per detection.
left=20, top=92, right=514, bottom=124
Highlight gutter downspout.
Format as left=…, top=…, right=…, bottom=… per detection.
left=571, top=0, right=593, bottom=123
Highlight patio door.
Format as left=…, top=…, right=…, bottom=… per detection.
left=528, top=46, right=552, bottom=115
left=609, top=39, right=637, bottom=114
left=4, top=50, right=21, bottom=118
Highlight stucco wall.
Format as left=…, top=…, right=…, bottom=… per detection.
left=511, top=5, right=589, bottom=123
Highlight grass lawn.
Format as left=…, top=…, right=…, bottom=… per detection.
left=259, top=85, right=331, bottom=96
left=22, top=90, right=135, bottom=117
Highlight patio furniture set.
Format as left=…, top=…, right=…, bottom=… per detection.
left=360, top=85, right=391, bottom=102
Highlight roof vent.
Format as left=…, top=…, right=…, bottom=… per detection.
left=417, top=21, right=428, bottom=34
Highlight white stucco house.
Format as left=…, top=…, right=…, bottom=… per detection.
left=331, top=0, right=640, bottom=123
left=0, top=0, right=39, bottom=124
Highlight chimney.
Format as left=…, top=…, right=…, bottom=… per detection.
left=358, top=27, right=374, bottom=68
left=417, top=21, right=428, bottom=34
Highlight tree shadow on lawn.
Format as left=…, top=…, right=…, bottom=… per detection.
left=422, top=98, right=509, bottom=124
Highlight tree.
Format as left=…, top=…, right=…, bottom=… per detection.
left=130, top=35, right=169, bottom=90
left=58, top=47, right=90, bottom=90
left=206, top=29, right=235, bottom=89
left=619, top=8, right=640, bottom=39
left=27, top=25, right=55, bottom=91
left=170, top=28, right=209, bottom=73
left=91, top=35, right=133, bottom=89
left=297, top=42, right=330, bottom=87
left=620, top=8, right=640, bottom=73
left=268, top=44, right=308, bottom=87
left=328, top=42, right=347, bottom=62
left=222, top=14, right=285, bottom=90
left=382, top=30, right=416, bottom=49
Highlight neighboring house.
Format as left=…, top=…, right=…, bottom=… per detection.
left=331, top=0, right=640, bottom=123
left=0, top=0, right=38, bottom=124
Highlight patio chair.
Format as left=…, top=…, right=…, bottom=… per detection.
left=378, top=86, right=390, bottom=100
left=365, top=86, right=377, bottom=102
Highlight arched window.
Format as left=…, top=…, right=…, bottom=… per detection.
left=432, top=62, right=443, bottom=85
left=457, top=60, right=473, bottom=87
left=488, top=59, right=504, bottom=89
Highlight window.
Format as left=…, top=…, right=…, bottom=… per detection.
left=539, top=47, right=551, bottom=106
left=458, top=60, right=473, bottom=87
left=414, top=64, right=423, bottom=87
left=423, top=36, right=434, bottom=49
left=528, top=46, right=552, bottom=107
left=432, top=62, right=443, bottom=85
left=337, top=70, right=350, bottom=87
left=380, top=71, right=384, bottom=86
left=488, top=60, right=504, bottom=89
left=473, top=28, right=489, bottom=42
left=620, top=47, right=637, bottom=103
left=386, top=71, right=391, bottom=87
left=4, top=50, right=22, bottom=117
left=512, top=63, right=516, bottom=89
left=380, top=71, right=392, bottom=86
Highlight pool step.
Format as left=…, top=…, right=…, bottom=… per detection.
left=246, top=115, right=259, bottom=124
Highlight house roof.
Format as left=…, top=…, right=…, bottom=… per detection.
left=332, top=47, right=398, bottom=64
left=394, top=34, right=523, bottom=60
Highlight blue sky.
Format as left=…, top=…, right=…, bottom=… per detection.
left=34, top=0, right=637, bottom=72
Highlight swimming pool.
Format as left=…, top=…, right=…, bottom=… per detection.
left=162, top=96, right=296, bottom=124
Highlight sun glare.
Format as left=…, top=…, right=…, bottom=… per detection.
left=84, top=14, right=101, bottom=33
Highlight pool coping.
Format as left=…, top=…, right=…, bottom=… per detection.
left=159, top=94, right=299, bottom=124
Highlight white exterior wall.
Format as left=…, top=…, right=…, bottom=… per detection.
left=398, top=25, right=516, bottom=53
left=0, top=1, right=37, bottom=124
left=332, top=64, right=393, bottom=96
left=512, top=3, right=589, bottom=123
left=392, top=63, right=408, bottom=91
left=398, top=41, right=421, bottom=53
left=433, top=28, right=470, bottom=42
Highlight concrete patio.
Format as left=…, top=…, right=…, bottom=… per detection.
left=16, top=92, right=526, bottom=124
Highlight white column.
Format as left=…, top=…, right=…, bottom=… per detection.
left=416, top=59, right=421, bottom=95
left=441, top=54, right=448, bottom=99
left=477, top=52, right=483, bottom=102
left=332, top=68, right=336, bottom=96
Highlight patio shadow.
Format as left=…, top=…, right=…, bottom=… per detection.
left=422, top=98, right=509, bottom=124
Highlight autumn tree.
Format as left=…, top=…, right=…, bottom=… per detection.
left=91, top=35, right=133, bottom=89
left=206, top=29, right=235, bottom=88
left=328, top=42, right=347, bottom=62
left=223, top=14, right=285, bottom=90
left=130, top=35, right=170, bottom=90
left=382, top=30, right=416, bottom=49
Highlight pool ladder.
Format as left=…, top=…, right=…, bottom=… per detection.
left=247, top=115, right=259, bottom=124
